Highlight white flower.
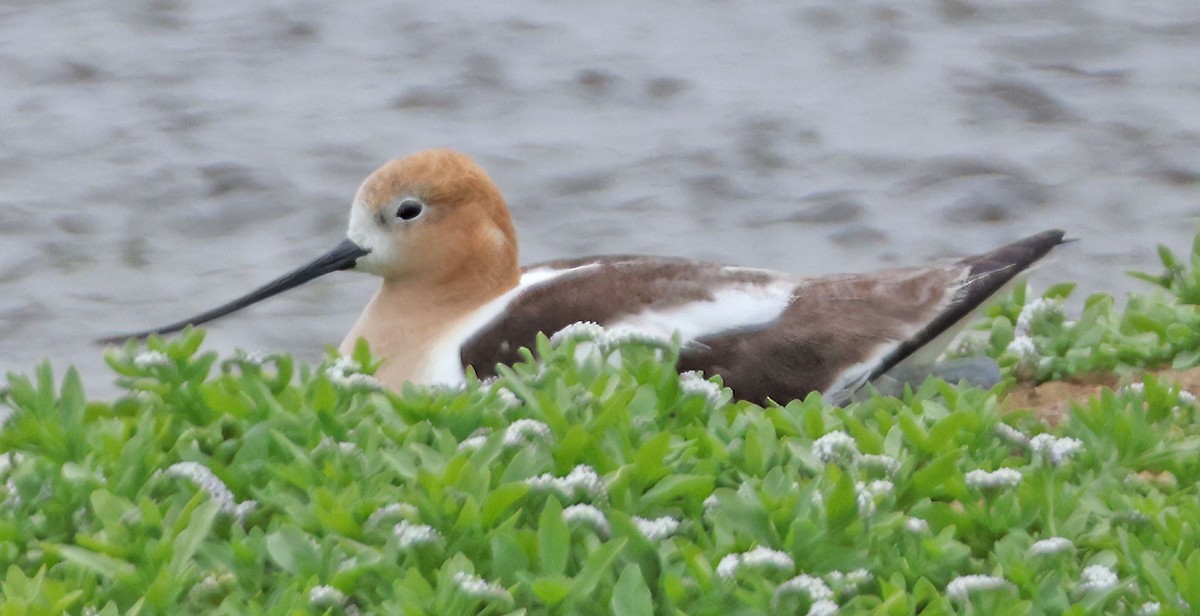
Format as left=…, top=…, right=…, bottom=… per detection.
left=949, top=335, right=989, bottom=358
left=995, top=423, right=1030, bottom=446
left=1123, top=382, right=1145, bottom=395
left=562, top=504, right=610, bottom=535
left=1137, top=602, right=1161, bottom=615
left=330, top=356, right=360, bottom=372
left=633, top=516, right=680, bottom=540
left=233, top=501, right=258, bottom=520
left=777, top=574, right=834, bottom=600
left=1177, top=389, right=1197, bottom=405
left=0, top=452, right=25, bottom=476
left=133, top=350, right=171, bottom=368
left=503, top=419, right=552, bottom=447
left=550, top=321, right=606, bottom=346
left=679, top=371, right=724, bottom=406
left=703, top=494, right=720, bottom=510
left=861, top=481, right=892, bottom=496
left=314, top=437, right=360, bottom=456
left=165, top=462, right=254, bottom=521
left=309, top=585, right=346, bottom=608
left=393, top=520, right=441, bottom=547
left=855, top=480, right=893, bottom=515
left=803, top=599, right=839, bottom=616
left=4, top=478, right=19, bottom=507
left=1006, top=336, right=1038, bottom=364
left=191, top=575, right=219, bottom=595
left=458, top=430, right=490, bottom=452
left=965, top=468, right=1022, bottom=490
left=325, top=358, right=382, bottom=389
left=328, top=371, right=382, bottom=389
left=827, top=569, right=871, bottom=587
left=1078, top=564, right=1118, bottom=593
left=860, top=454, right=901, bottom=476
left=429, top=382, right=468, bottom=395
left=813, top=431, right=860, bottom=466
left=905, top=517, right=930, bottom=533
left=367, top=503, right=418, bottom=526
left=1029, top=434, right=1083, bottom=465
left=493, top=387, right=522, bottom=409
left=631, top=415, right=654, bottom=429
left=599, top=328, right=673, bottom=350
left=807, top=599, right=839, bottom=616
left=742, top=546, right=794, bottom=570
left=453, top=571, right=512, bottom=602
left=718, top=546, right=794, bottom=579
left=1028, top=433, right=1057, bottom=455
left=1029, top=537, right=1074, bottom=556
left=945, top=575, right=1015, bottom=601
left=188, top=573, right=234, bottom=599
left=716, top=554, right=741, bottom=579
left=1016, top=297, right=1062, bottom=336
left=525, top=465, right=606, bottom=500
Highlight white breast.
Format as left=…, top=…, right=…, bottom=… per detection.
left=412, top=264, right=600, bottom=385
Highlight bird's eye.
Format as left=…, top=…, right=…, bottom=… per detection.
left=396, top=200, right=424, bottom=221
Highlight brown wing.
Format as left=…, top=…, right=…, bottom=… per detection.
left=677, top=267, right=964, bottom=404
left=462, top=230, right=1067, bottom=404
left=679, top=229, right=1066, bottom=404
left=460, top=256, right=779, bottom=373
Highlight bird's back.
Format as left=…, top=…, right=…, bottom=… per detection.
left=461, top=230, right=1067, bottom=404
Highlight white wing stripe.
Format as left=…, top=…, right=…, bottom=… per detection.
left=608, top=281, right=795, bottom=344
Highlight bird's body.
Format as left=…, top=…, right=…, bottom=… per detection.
left=111, top=149, right=1067, bottom=404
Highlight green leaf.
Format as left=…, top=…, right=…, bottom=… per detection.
left=501, top=446, right=549, bottom=484
left=827, top=471, right=858, bottom=530
left=611, top=564, right=653, bottom=616
left=51, top=545, right=134, bottom=580
left=538, top=498, right=570, bottom=575
left=265, top=526, right=321, bottom=577
left=911, top=449, right=963, bottom=494
left=178, top=327, right=206, bottom=359
left=568, top=538, right=628, bottom=600
left=89, top=490, right=134, bottom=529
left=2, top=565, right=44, bottom=602
left=1159, top=243, right=1180, bottom=271
left=640, top=474, right=714, bottom=508
left=490, top=533, right=530, bottom=585
left=632, top=432, right=671, bottom=480
left=530, top=575, right=571, bottom=607
left=1041, top=282, right=1077, bottom=300
left=168, top=498, right=220, bottom=581
left=481, top=483, right=530, bottom=528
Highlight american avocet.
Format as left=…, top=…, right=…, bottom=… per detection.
left=106, top=149, right=1067, bottom=404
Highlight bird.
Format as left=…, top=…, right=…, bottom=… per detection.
left=104, top=149, right=1067, bottom=404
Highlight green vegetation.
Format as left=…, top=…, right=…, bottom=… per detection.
left=3, top=236, right=1200, bottom=614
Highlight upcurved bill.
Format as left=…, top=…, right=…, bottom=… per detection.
left=98, top=239, right=370, bottom=344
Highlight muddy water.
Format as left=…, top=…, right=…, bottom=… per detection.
left=2, top=0, right=1199, bottom=397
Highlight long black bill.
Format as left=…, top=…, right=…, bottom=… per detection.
left=98, top=239, right=370, bottom=344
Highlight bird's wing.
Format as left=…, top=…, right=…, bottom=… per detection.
left=461, top=230, right=1067, bottom=404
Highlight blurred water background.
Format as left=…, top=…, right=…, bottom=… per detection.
left=2, top=0, right=1199, bottom=397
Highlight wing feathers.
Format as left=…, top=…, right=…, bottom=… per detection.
left=863, top=229, right=1067, bottom=387
left=461, top=230, right=1067, bottom=404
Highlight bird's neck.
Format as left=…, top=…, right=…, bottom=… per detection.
left=339, top=264, right=520, bottom=386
